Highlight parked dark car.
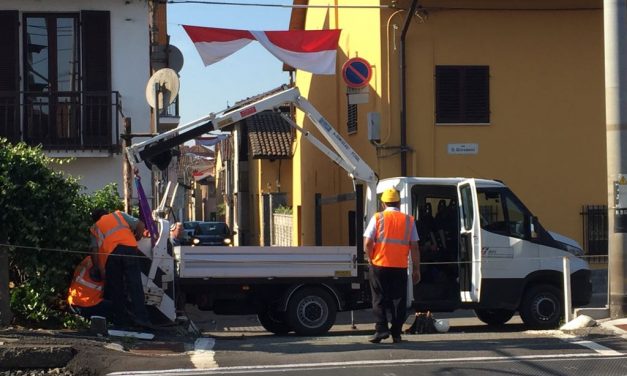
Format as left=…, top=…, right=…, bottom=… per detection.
left=179, top=221, right=200, bottom=245
left=189, top=221, right=235, bottom=246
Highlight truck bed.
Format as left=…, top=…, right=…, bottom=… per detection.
left=176, top=246, right=357, bottom=279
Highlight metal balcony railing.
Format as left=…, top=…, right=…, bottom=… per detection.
left=0, top=91, right=122, bottom=152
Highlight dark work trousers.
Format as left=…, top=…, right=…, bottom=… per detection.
left=369, top=265, right=408, bottom=337
left=104, top=245, right=150, bottom=325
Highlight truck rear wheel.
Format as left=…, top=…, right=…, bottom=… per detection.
left=257, top=309, right=292, bottom=335
left=474, top=309, right=515, bottom=326
left=519, top=284, right=562, bottom=329
left=286, top=287, right=336, bottom=336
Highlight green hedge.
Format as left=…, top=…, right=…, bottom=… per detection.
left=0, top=139, right=123, bottom=327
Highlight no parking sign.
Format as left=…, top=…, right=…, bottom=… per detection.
left=342, top=57, right=372, bottom=89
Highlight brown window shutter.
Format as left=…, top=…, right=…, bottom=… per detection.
left=81, top=11, right=111, bottom=92
left=81, top=10, right=112, bottom=148
left=436, top=65, right=490, bottom=124
left=0, top=10, right=20, bottom=141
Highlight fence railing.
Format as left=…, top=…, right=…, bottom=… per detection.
left=581, top=205, right=608, bottom=264
left=0, top=91, right=122, bottom=152
left=272, top=213, right=292, bottom=246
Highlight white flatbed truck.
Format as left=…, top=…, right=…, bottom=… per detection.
left=127, top=85, right=591, bottom=335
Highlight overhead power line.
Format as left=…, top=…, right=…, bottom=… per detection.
left=167, top=1, right=397, bottom=9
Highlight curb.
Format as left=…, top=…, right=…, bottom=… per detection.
left=0, top=345, right=75, bottom=369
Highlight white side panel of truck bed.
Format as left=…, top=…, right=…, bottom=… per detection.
left=176, top=246, right=357, bottom=279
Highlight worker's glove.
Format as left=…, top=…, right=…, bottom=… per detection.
left=89, top=266, right=102, bottom=282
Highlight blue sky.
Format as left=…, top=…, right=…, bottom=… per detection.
left=167, top=1, right=294, bottom=126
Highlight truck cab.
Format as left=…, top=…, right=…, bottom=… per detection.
left=377, top=177, right=592, bottom=329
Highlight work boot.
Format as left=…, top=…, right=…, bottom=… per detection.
left=368, top=331, right=390, bottom=343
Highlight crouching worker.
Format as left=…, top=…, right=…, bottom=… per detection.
left=67, top=256, right=112, bottom=322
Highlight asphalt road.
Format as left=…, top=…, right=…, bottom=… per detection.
left=105, top=293, right=627, bottom=376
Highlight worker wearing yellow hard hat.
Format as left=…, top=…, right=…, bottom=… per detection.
left=363, top=187, right=421, bottom=344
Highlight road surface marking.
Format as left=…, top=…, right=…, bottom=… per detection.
left=189, top=337, right=217, bottom=369
left=107, top=351, right=625, bottom=375
left=556, top=333, right=623, bottom=356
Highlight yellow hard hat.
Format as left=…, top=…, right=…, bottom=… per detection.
left=381, top=188, right=400, bottom=203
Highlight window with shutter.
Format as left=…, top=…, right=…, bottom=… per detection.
left=435, top=65, right=490, bottom=124
left=0, top=11, right=20, bottom=142
left=0, top=10, right=114, bottom=150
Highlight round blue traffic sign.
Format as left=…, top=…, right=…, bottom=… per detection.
left=342, top=57, right=372, bottom=89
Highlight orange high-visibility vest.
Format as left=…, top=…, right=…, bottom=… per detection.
left=67, top=256, right=104, bottom=307
left=91, top=211, right=137, bottom=269
left=371, top=210, right=414, bottom=268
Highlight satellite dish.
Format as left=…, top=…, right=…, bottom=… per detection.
left=168, top=45, right=185, bottom=73
left=146, top=68, right=180, bottom=110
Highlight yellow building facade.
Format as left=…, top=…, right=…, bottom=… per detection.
left=288, top=0, right=606, bottom=248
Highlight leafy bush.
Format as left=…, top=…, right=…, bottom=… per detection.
left=273, top=205, right=292, bottom=215
left=0, top=139, right=123, bottom=327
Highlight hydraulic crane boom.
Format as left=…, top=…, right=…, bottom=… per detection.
left=126, top=85, right=379, bottom=218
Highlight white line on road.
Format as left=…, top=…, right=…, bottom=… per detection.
left=107, top=351, right=625, bottom=376
left=189, top=337, right=217, bottom=369
left=555, top=333, right=623, bottom=356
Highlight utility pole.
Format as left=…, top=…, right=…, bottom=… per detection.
left=122, top=118, right=133, bottom=212
left=121, top=118, right=158, bottom=213
left=604, top=0, right=627, bottom=319
left=0, top=245, right=12, bottom=326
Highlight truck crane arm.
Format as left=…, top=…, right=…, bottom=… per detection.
left=126, top=85, right=379, bottom=218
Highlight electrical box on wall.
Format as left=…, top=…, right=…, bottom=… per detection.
left=367, top=112, right=381, bottom=142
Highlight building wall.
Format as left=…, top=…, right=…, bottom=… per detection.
left=294, top=0, right=606, bottom=246
left=3, top=0, right=153, bottom=195
left=294, top=0, right=385, bottom=246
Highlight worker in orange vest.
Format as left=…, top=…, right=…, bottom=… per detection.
left=67, top=256, right=112, bottom=321
left=363, top=188, right=420, bottom=344
left=90, top=208, right=152, bottom=329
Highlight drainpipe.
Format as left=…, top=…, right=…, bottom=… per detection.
left=399, top=0, right=419, bottom=176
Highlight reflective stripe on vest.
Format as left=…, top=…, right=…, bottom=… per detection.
left=95, top=211, right=138, bottom=269
left=371, top=210, right=414, bottom=268
left=67, top=257, right=104, bottom=308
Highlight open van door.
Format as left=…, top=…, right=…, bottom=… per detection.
left=457, top=179, right=482, bottom=302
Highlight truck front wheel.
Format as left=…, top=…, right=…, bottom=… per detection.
left=257, top=308, right=292, bottom=335
left=286, top=287, right=337, bottom=336
left=474, top=309, right=515, bottom=326
left=519, top=284, right=562, bottom=329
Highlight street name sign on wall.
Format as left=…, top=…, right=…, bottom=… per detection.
left=447, top=143, right=479, bottom=155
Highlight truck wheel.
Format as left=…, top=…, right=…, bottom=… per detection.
left=286, top=287, right=337, bottom=336
left=519, top=284, right=562, bottom=329
left=257, top=309, right=292, bottom=335
left=474, top=309, right=515, bottom=326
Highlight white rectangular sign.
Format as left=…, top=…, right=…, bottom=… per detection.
left=448, top=143, right=479, bottom=155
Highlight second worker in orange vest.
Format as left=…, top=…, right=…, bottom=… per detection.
left=363, top=188, right=420, bottom=344
left=67, top=256, right=112, bottom=321
left=90, top=208, right=152, bottom=329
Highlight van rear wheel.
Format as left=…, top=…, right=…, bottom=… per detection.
left=519, top=284, right=562, bottom=329
left=474, top=309, right=515, bottom=326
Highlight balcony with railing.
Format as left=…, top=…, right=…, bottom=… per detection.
left=0, top=91, right=122, bottom=153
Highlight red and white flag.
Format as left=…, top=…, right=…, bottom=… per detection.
left=183, top=25, right=341, bottom=75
